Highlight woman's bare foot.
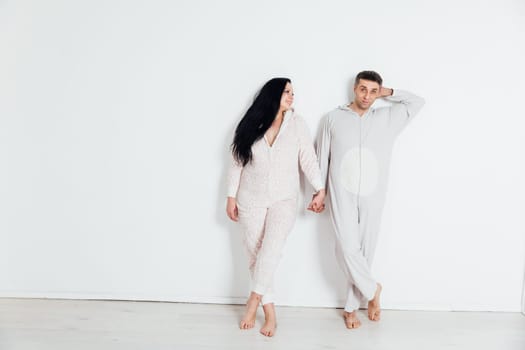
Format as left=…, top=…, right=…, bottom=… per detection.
left=240, top=292, right=261, bottom=329
left=260, top=303, right=276, bottom=337
left=368, top=283, right=382, bottom=321
left=343, top=310, right=362, bottom=329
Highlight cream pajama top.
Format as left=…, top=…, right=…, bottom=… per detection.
left=227, top=110, right=324, bottom=207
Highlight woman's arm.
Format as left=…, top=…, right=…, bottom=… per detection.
left=316, top=114, right=331, bottom=191
left=297, top=116, right=324, bottom=193
left=226, top=152, right=243, bottom=221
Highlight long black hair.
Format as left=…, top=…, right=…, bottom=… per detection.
left=231, top=78, right=291, bottom=166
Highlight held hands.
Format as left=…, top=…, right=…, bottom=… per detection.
left=307, top=189, right=326, bottom=214
left=226, top=197, right=239, bottom=222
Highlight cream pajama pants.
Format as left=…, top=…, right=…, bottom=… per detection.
left=237, top=198, right=297, bottom=305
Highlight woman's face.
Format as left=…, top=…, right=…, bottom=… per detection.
left=280, top=82, right=294, bottom=111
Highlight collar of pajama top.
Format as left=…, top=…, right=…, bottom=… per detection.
left=263, top=109, right=292, bottom=147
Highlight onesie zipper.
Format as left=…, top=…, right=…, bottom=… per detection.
left=357, top=116, right=362, bottom=224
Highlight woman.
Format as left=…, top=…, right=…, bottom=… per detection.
left=226, top=78, right=325, bottom=337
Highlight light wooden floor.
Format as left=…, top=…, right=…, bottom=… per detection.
left=0, top=298, right=524, bottom=350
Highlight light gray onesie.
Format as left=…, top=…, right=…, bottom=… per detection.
left=316, top=90, right=425, bottom=312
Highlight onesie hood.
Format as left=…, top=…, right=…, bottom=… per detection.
left=337, top=104, right=376, bottom=113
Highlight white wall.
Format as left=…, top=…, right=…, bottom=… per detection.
left=1, top=0, right=524, bottom=312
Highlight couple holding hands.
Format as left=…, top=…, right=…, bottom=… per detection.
left=226, top=71, right=425, bottom=337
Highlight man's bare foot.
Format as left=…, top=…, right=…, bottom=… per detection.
left=343, top=310, right=362, bottom=329
left=368, top=283, right=382, bottom=321
left=240, top=292, right=261, bottom=329
left=260, top=303, right=276, bottom=337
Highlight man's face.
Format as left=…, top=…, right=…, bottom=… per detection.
left=353, top=79, right=380, bottom=110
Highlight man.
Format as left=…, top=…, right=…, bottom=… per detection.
left=314, top=71, right=425, bottom=329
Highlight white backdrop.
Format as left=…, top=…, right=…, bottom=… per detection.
left=1, top=0, right=524, bottom=312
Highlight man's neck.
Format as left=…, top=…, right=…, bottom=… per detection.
left=348, top=102, right=368, bottom=117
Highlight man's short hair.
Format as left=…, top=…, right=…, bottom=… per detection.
left=355, top=70, right=383, bottom=86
